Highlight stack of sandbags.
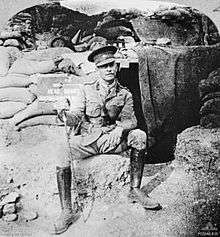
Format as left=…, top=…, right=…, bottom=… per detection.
left=18, top=47, right=86, bottom=76
left=0, top=74, right=37, bottom=119
left=199, top=68, right=220, bottom=128
left=0, top=46, right=37, bottom=120
left=10, top=12, right=32, bottom=26
left=2, top=50, right=60, bottom=126
left=0, top=47, right=87, bottom=130
left=0, top=75, right=58, bottom=128
left=0, top=30, right=23, bottom=49
left=5, top=12, right=34, bottom=49
left=10, top=74, right=84, bottom=130
left=9, top=98, right=58, bottom=130
left=0, top=48, right=65, bottom=124
left=8, top=47, right=77, bottom=75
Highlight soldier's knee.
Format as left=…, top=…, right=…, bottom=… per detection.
left=127, top=129, right=147, bottom=150
left=70, top=137, right=82, bottom=150
left=69, top=136, right=92, bottom=159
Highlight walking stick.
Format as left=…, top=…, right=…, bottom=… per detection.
left=58, top=109, right=85, bottom=219
left=57, top=105, right=95, bottom=223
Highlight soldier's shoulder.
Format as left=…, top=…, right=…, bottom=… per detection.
left=117, top=82, right=131, bottom=94
left=82, top=72, right=99, bottom=86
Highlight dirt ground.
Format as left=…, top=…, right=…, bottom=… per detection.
left=0, top=124, right=219, bottom=236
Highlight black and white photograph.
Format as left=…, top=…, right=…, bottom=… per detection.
left=0, top=0, right=219, bottom=236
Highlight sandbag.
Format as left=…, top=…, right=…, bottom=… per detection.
left=10, top=100, right=56, bottom=126
left=23, top=47, right=74, bottom=61
left=15, top=115, right=63, bottom=130
left=8, top=58, right=56, bottom=75
left=6, top=46, right=22, bottom=56
left=3, top=39, right=20, bottom=47
left=200, top=114, right=220, bottom=128
left=0, top=46, right=10, bottom=76
left=0, top=88, right=36, bottom=104
left=199, top=69, right=220, bottom=98
left=15, top=12, right=32, bottom=20
left=199, top=79, right=220, bottom=97
left=0, top=31, right=21, bottom=39
left=200, top=98, right=220, bottom=115
left=201, top=91, right=220, bottom=103
left=0, top=102, right=27, bottom=119
left=0, top=40, right=3, bottom=46
left=0, top=74, right=33, bottom=88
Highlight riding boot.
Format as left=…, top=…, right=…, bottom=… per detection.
left=128, top=148, right=162, bottom=210
left=50, top=166, right=79, bottom=235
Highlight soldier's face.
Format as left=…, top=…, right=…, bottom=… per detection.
left=97, top=61, right=117, bottom=83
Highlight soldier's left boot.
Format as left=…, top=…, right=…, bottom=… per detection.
left=128, top=148, right=162, bottom=210
left=50, top=166, right=80, bottom=235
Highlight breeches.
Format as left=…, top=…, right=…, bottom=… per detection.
left=56, top=129, right=146, bottom=167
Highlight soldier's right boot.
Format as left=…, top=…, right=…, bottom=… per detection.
left=50, top=166, right=79, bottom=235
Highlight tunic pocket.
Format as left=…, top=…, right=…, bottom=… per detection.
left=107, top=104, right=123, bottom=119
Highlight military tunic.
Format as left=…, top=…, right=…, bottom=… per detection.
left=61, top=77, right=146, bottom=160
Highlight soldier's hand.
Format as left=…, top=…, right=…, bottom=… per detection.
left=53, top=98, right=70, bottom=122
left=105, top=126, right=123, bottom=149
left=53, top=98, right=70, bottom=112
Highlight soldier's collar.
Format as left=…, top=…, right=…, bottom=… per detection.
left=96, top=78, right=118, bottom=92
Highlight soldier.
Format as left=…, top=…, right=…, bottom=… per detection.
left=52, top=45, right=161, bottom=234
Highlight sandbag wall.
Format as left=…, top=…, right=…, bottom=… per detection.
left=0, top=74, right=36, bottom=119
left=0, top=46, right=34, bottom=120
left=0, top=47, right=80, bottom=130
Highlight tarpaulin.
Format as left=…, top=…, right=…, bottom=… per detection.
left=135, top=44, right=220, bottom=161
